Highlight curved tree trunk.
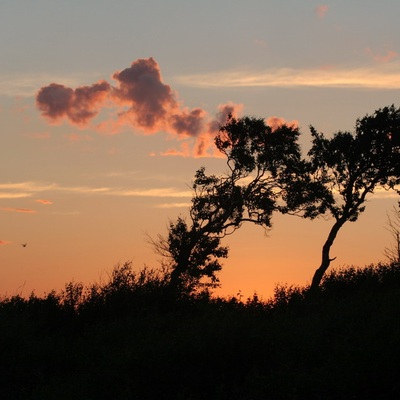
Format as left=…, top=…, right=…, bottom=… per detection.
left=310, top=218, right=346, bottom=291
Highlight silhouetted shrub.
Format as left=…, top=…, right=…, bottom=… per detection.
left=1, top=262, right=399, bottom=399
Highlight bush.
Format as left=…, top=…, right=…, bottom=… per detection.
left=0, top=262, right=399, bottom=399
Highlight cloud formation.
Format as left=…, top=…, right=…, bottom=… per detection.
left=266, top=116, right=298, bottom=131
left=36, top=58, right=242, bottom=157
left=37, top=81, right=110, bottom=125
left=112, top=58, right=181, bottom=133
left=1, top=207, right=37, bottom=214
left=35, top=199, right=53, bottom=205
left=365, top=48, right=398, bottom=64
left=315, top=5, right=329, bottom=19
left=156, top=202, right=191, bottom=209
left=0, top=181, right=192, bottom=199
left=176, top=63, right=400, bottom=89
left=0, top=192, right=32, bottom=199
left=162, top=102, right=243, bottom=157
left=0, top=240, right=12, bottom=246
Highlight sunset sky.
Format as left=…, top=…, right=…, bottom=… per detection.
left=1, top=0, right=400, bottom=299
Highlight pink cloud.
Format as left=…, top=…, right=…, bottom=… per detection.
left=169, top=108, right=206, bottom=137
left=162, top=102, right=243, bottom=158
left=208, top=102, right=243, bottom=136
left=36, top=60, right=303, bottom=158
left=1, top=207, right=37, bottom=214
left=36, top=58, right=243, bottom=156
left=161, top=137, right=222, bottom=158
left=365, top=48, right=398, bottom=63
left=95, top=118, right=126, bottom=136
left=0, top=240, right=12, bottom=246
left=35, top=199, right=53, bottom=205
left=161, top=141, right=213, bottom=158
left=315, top=5, right=329, bottom=19
left=319, top=64, right=335, bottom=71
left=161, top=142, right=192, bottom=158
left=191, top=102, right=243, bottom=157
left=36, top=80, right=111, bottom=125
left=112, top=58, right=178, bottom=132
left=266, top=116, right=299, bottom=131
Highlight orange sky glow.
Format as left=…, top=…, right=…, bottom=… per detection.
left=1, top=1, right=400, bottom=299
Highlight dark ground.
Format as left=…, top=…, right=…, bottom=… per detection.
left=1, top=262, right=399, bottom=399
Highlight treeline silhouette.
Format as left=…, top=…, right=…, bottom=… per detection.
left=1, top=262, right=399, bottom=399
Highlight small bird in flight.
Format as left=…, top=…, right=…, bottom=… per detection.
left=21, top=243, right=27, bottom=248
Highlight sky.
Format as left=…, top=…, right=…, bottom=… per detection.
left=1, top=0, right=400, bottom=299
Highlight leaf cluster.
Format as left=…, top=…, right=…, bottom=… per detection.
left=308, top=105, right=400, bottom=221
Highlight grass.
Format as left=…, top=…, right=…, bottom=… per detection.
left=1, top=262, right=399, bottom=399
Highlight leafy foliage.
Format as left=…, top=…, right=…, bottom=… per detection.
left=186, top=106, right=400, bottom=290
left=308, top=105, right=400, bottom=288
left=215, top=115, right=326, bottom=221
left=309, top=105, right=400, bottom=222
left=158, top=115, right=328, bottom=296
left=153, top=217, right=228, bottom=296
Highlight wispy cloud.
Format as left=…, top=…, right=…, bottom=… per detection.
left=174, top=63, right=400, bottom=89
left=365, top=48, right=399, bottom=64
left=0, top=73, right=99, bottom=97
left=1, top=207, right=37, bottom=214
left=0, top=182, right=58, bottom=191
left=35, top=199, right=53, bottom=205
left=156, top=202, right=191, bottom=209
left=0, top=192, right=32, bottom=199
left=0, top=182, right=57, bottom=199
left=0, top=181, right=192, bottom=199
left=104, top=171, right=140, bottom=178
left=0, top=240, right=12, bottom=246
left=110, top=188, right=192, bottom=198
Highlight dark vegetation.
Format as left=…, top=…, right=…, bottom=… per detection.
left=1, top=261, right=399, bottom=399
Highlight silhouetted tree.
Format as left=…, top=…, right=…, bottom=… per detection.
left=152, top=115, right=311, bottom=296
left=157, top=115, right=327, bottom=295
left=152, top=216, right=228, bottom=296
left=151, top=166, right=249, bottom=295
left=214, top=115, right=327, bottom=223
left=308, top=105, right=400, bottom=289
left=180, top=116, right=316, bottom=294
left=152, top=116, right=299, bottom=296
left=157, top=106, right=400, bottom=295
left=200, top=107, right=400, bottom=291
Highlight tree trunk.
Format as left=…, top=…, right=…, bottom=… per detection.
left=310, top=218, right=345, bottom=291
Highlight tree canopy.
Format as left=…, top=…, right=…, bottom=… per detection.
left=157, top=105, right=400, bottom=295
left=308, top=105, right=400, bottom=289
